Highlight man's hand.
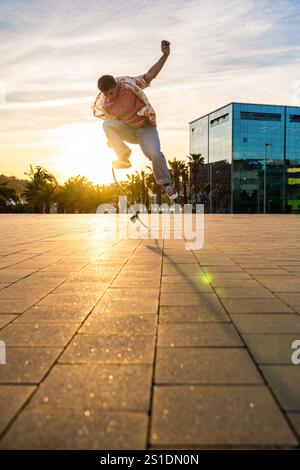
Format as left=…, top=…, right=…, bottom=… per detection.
left=161, top=40, right=170, bottom=57
left=144, top=40, right=171, bottom=84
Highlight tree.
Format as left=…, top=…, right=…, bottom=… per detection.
left=168, top=158, right=188, bottom=203
left=0, top=182, right=19, bottom=208
left=145, top=166, right=162, bottom=205
left=181, top=165, right=189, bottom=204
left=56, top=176, right=99, bottom=213
left=22, top=166, right=58, bottom=213
left=187, top=153, right=205, bottom=192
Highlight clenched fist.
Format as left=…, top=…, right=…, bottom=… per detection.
left=161, top=40, right=171, bottom=57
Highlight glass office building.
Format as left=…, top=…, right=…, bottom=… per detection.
left=189, top=103, right=300, bottom=213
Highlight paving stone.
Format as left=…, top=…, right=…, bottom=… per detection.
left=201, top=272, right=252, bottom=280
left=0, top=385, right=36, bottom=434
left=111, top=275, right=160, bottom=288
left=37, top=293, right=101, bottom=306
left=0, top=288, right=49, bottom=300
left=159, top=305, right=230, bottom=323
left=163, top=257, right=198, bottom=264
left=0, top=410, right=148, bottom=449
left=0, top=299, right=36, bottom=314
left=41, top=263, right=88, bottom=272
left=160, top=293, right=222, bottom=306
left=122, top=265, right=161, bottom=274
left=105, top=288, right=160, bottom=298
left=15, top=304, right=92, bottom=323
left=0, top=348, right=61, bottom=383
left=157, top=323, right=242, bottom=347
left=150, top=385, right=297, bottom=446
left=245, top=269, right=290, bottom=276
left=94, top=297, right=158, bottom=315
left=260, top=366, right=300, bottom=410
left=255, top=277, right=300, bottom=293
left=14, top=261, right=53, bottom=270
left=210, top=279, right=261, bottom=288
left=221, top=298, right=294, bottom=314
left=52, top=282, right=106, bottom=295
left=243, top=334, right=299, bottom=364
left=287, top=413, right=300, bottom=440
left=238, top=262, right=280, bottom=269
left=161, top=282, right=213, bottom=293
left=0, top=315, right=16, bottom=329
left=155, top=348, right=263, bottom=384
left=161, top=275, right=204, bottom=283
left=59, top=335, right=155, bottom=364
left=230, top=314, right=300, bottom=334
left=275, top=293, right=300, bottom=308
left=215, top=287, right=275, bottom=299
left=0, top=269, right=37, bottom=283
left=194, top=258, right=237, bottom=266
left=0, top=282, right=10, bottom=291
left=0, top=323, right=79, bottom=347
left=201, top=266, right=244, bottom=273
left=79, top=314, right=157, bottom=335
left=162, top=264, right=202, bottom=276
left=29, top=364, right=152, bottom=411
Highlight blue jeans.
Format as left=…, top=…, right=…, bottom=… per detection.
left=103, top=119, right=171, bottom=185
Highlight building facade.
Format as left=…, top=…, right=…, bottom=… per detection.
left=189, top=103, right=300, bottom=213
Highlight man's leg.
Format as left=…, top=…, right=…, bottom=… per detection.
left=137, top=124, right=178, bottom=200
left=103, top=120, right=138, bottom=166
left=136, top=124, right=171, bottom=185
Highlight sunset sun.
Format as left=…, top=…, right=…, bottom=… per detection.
left=58, top=122, right=115, bottom=185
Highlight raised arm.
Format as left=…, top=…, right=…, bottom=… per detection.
left=144, top=40, right=170, bottom=84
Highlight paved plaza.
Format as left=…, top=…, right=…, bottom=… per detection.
left=0, top=214, right=300, bottom=449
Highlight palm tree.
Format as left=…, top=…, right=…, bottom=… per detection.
left=56, top=176, right=97, bottom=213
left=145, top=166, right=161, bottom=205
left=0, top=182, right=18, bottom=208
left=181, top=165, right=189, bottom=204
left=23, top=166, right=58, bottom=213
left=168, top=159, right=181, bottom=197
left=139, top=170, right=149, bottom=207
left=187, top=153, right=205, bottom=195
left=168, top=158, right=188, bottom=203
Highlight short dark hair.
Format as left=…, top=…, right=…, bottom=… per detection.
left=97, top=75, right=116, bottom=92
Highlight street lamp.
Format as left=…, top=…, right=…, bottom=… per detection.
left=264, top=143, right=272, bottom=214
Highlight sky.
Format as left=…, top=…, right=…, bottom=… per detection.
left=1, top=0, right=300, bottom=184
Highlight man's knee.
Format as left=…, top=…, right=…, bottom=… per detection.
left=103, top=119, right=117, bottom=130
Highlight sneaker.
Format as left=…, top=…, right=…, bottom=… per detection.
left=112, top=149, right=132, bottom=169
left=163, top=183, right=178, bottom=201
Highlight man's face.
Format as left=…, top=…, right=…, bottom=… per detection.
left=103, top=84, right=119, bottom=100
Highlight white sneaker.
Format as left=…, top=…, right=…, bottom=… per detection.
left=163, top=183, right=178, bottom=201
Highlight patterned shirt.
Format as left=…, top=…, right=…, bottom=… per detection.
left=101, top=85, right=147, bottom=128
left=92, top=74, right=156, bottom=126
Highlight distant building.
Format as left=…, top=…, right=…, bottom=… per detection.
left=189, top=103, right=300, bottom=213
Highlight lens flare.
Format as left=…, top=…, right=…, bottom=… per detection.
left=200, top=273, right=212, bottom=284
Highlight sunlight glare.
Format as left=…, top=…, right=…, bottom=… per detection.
left=57, top=122, right=145, bottom=185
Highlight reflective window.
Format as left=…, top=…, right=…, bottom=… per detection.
left=189, top=103, right=300, bottom=213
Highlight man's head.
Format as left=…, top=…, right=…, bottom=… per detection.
left=97, top=75, right=118, bottom=99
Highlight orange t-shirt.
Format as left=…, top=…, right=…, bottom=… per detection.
left=103, top=84, right=148, bottom=128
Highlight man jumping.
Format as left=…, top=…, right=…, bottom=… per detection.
left=92, top=40, right=178, bottom=200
